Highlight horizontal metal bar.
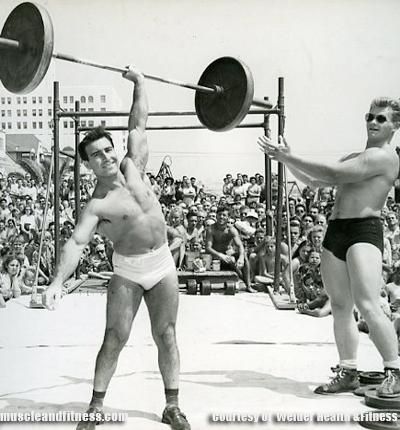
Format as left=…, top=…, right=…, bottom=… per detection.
left=0, top=37, right=20, bottom=49
left=57, top=109, right=278, bottom=118
left=78, top=123, right=265, bottom=132
left=252, top=97, right=274, bottom=109
left=53, top=52, right=216, bottom=94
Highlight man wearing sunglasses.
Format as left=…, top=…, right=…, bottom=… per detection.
left=258, top=97, right=400, bottom=398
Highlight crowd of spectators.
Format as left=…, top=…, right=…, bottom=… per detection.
left=2, top=166, right=400, bottom=348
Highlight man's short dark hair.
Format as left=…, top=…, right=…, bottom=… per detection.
left=78, top=126, right=114, bottom=161
left=216, top=206, right=229, bottom=214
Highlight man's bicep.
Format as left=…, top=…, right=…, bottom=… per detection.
left=126, top=129, right=148, bottom=173
left=71, top=208, right=99, bottom=247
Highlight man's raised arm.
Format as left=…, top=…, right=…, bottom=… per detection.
left=42, top=202, right=99, bottom=310
left=122, top=66, right=149, bottom=175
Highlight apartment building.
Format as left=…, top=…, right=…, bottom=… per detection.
left=0, top=83, right=127, bottom=152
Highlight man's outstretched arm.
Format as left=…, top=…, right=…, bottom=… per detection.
left=258, top=135, right=394, bottom=185
left=42, top=201, right=99, bottom=310
left=122, top=66, right=149, bottom=176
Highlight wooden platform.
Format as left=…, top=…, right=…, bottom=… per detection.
left=178, top=270, right=238, bottom=295
left=266, top=285, right=296, bottom=310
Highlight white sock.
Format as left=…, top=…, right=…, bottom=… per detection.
left=383, top=359, right=400, bottom=370
left=339, top=359, right=357, bottom=370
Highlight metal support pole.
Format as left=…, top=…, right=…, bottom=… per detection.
left=53, top=82, right=61, bottom=265
left=263, top=97, right=273, bottom=236
left=273, top=77, right=285, bottom=293
left=74, top=101, right=81, bottom=224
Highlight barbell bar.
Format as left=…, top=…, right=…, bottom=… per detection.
left=0, top=2, right=275, bottom=131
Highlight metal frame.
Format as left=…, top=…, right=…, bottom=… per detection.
left=52, top=81, right=285, bottom=280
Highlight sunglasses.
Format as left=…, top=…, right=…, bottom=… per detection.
left=365, top=113, right=389, bottom=124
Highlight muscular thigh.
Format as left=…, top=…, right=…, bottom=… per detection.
left=106, top=274, right=144, bottom=333
left=144, top=270, right=179, bottom=333
left=321, top=248, right=352, bottom=307
left=346, top=243, right=382, bottom=307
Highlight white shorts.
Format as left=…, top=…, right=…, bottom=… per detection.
left=112, top=242, right=176, bottom=290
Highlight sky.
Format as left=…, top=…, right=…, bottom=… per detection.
left=1, top=0, right=400, bottom=193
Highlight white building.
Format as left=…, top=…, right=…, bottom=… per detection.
left=0, top=80, right=127, bottom=152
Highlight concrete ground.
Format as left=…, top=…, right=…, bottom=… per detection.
left=0, top=289, right=389, bottom=430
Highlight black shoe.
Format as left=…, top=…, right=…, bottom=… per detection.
left=377, top=368, right=400, bottom=398
left=314, top=366, right=360, bottom=395
left=161, top=405, right=191, bottom=430
left=76, top=407, right=105, bottom=430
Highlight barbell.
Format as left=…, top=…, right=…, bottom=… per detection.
left=0, top=2, right=275, bottom=131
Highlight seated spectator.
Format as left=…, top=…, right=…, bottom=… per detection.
left=246, top=176, right=261, bottom=205
left=32, top=231, right=55, bottom=284
left=5, top=218, right=18, bottom=242
left=11, top=235, right=30, bottom=270
left=160, top=177, right=176, bottom=205
left=292, top=241, right=312, bottom=283
left=184, top=212, right=202, bottom=251
left=0, top=254, right=24, bottom=307
left=21, top=266, right=35, bottom=294
left=386, top=268, right=400, bottom=316
left=0, top=220, right=7, bottom=246
left=253, top=236, right=291, bottom=293
left=308, top=225, right=325, bottom=253
left=90, top=243, right=113, bottom=272
left=205, top=206, right=253, bottom=292
left=20, top=206, right=36, bottom=241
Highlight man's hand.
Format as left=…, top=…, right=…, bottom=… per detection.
left=258, top=135, right=291, bottom=162
left=219, top=254, right=235, bottom=265
left=42, top=283, right=63, bottom=311
left=236, top=256, right=244, bottom=269
left=122, top=65, right=145, bottom=84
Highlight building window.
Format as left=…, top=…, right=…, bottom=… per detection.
left=32, top=96, right=36, bottom=104
left=7, top=97, right=11, bottom=104
left=63, top=96, right=68, bottom=104
left=69, top=96, right=74, bottom=103
left=17, top=97, right=21, bottom=104
left=1, top=98, right=5, bottom=104
left=23, top=109, right=27, bottom=116
left=1, top=122, right=5, bottom=129
left=100, top=107, right=106, bottom=112
left=48, top=109, right=52, bottom=116
left=48, top=96, right=52, bottom=104
left=38, top=97, right=42, bottom=103
left=100, top=95, right=106, bottom=103
left=63, top=121, right=68, bottom=128
left=7, top=110, right=11, bottom=117
left=39, top=122, right=42, bottom=129
left=17, top=122, right=21, bottom=129
left=39, top=109, right=43, bottom=116
left=101, top=120, right=106, bottom=127
left=70, top=122, right=74, bottom=128
left=1, top=110, right=4, bottom=117
left=23, top=97, right=27, bottom=104
left=88, top=96, right=94, bottom=103
left=7, top=122, right=11, bottom=129
left=88, top=108, right=94, bottom=112
left=88, top=120, right=94, bottom=127
left=32, top=109, right=36, bottom=117
left=81, top=121, right=86, bottom=127
left=80, top=96, right=86, bottom=103
left=33, top=122, right=37, bottom=129
left=81, top=108, right=86, bottom=112
left=17, top=110, right=21, bottom=117
left=23, top=122, right=27, bottom=129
